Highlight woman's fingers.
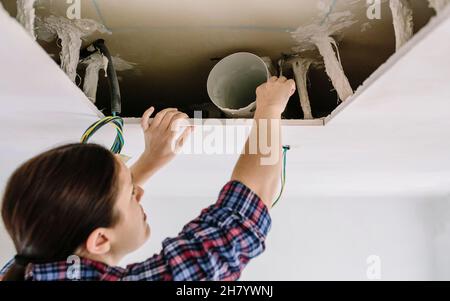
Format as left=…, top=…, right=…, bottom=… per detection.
left=161, top=111, right=188, bottom=131
left=269, top=76, right=288, bottom=84
left=278, top=76, right=288, bottom=83
left=286, top=79, right=296, bottom=95
left=150, top=108, right=178, bottom=130
left=140, top=106, right=155, bottom=131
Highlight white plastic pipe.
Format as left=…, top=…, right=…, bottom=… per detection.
left=291, top=58, right=313, bottom=119
left=207, top=52, right=270, bottom=118
left=389, top=0, right=414, bottom=51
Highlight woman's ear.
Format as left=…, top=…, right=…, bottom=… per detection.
left=85, top=228, right=112, bottom=255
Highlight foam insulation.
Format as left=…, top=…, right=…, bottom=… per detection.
left=389, top=0, right=414, bottom=51
left=428, top=0, right=450, bottom=12
left=81, top=54, right=137, bottom=103
left=39, top=16, right=110, bottom=83
left=291, top=12, right=355, bottom=102
left=16, top=0, right=36, bottom=40
left=111, top=56, right=137, bottom=72
left=314, top=35, right=354, bottom=102
left=291, top=58, right=313, bottom=119
left=81, top=52, right=108, bottom=103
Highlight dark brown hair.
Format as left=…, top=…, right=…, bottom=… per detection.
left=1, top=143, right=121, bottom=281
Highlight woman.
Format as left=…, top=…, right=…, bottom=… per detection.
left=0, top=76, right=295, bottom=281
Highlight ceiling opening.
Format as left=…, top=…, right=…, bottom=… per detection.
left=1, top=0, right=438, bottom=119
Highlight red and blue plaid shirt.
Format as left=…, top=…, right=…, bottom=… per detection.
left=0, top=181, right=271, bottom=281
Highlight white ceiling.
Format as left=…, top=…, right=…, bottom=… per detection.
left=0, top=2, right=450, bottom=200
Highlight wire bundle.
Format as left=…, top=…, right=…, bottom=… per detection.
left=80, top=115, right=124, bottom=154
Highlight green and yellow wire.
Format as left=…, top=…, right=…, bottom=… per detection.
left=272, top=145, right=290, bottom=207
left=80, top=114, right=125, bottom=154
left=81, top=115, right=289, bottom=205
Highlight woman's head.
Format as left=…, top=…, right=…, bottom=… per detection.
left=1, top=143, right=150, bottom=280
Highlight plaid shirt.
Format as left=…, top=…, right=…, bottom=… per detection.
left=0, top=181, right=271, bottom=281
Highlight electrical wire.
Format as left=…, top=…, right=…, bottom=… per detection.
left=80, top=115, right=124, bottom=154
left=80, top=40, right=123, bottom=155
left=272, top=145, right=290, bottom=207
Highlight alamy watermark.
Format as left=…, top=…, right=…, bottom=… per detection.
left=66, top=255, right=81, bottom=280
left=66, top=0, right=81, bottom=20
left=366, top=255, right=382, bottom=280
left=168, top=111, right=282, bottom=166
left=317, top=0, right=382, bottom=20
left=366, top=0, right=382, bottom=20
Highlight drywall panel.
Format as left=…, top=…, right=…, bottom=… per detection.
left=0, top=3, right=109, bottom=265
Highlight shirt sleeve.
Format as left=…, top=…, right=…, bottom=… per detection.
left=121, top=180, right=272, bottom=281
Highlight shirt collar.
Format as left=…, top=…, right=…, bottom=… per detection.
left=26, top=257, right=125, bottom=281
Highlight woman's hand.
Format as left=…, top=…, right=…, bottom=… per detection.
left=255, top=76, right=296, bottom=115
left=131, top=107, right=193, bottom=186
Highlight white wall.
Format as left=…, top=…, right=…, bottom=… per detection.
left=1, top=178, right=449, bottom=280
left=119, top=192, right=449, bottom=281
left=245, top=195, right=448, bottom=281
